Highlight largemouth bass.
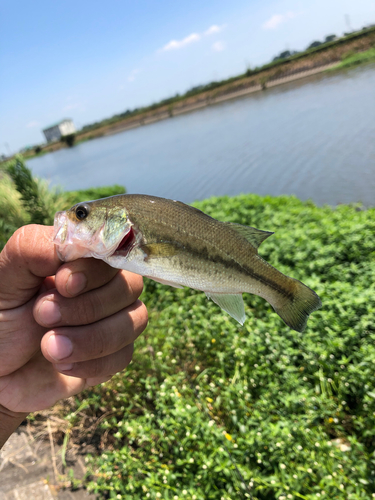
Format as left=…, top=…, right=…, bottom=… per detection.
left=53, top=194, right=321, bottom=331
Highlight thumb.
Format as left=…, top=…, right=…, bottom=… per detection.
left=0, top=225, right=61, bottom=309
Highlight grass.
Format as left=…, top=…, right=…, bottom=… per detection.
left=2, top=159, right=375, bottom=498
left=0, top=157, right=126, bottom=251
left=54, top=195, right=375, bottom=499
left=329, top=47, right=375, bottom=70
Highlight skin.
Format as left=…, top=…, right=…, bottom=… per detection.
left=0, top=224, right=148, bottom=449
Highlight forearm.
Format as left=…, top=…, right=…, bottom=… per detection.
left=0, top=405, right=28, bottom=449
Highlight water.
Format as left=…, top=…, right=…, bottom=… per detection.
left=28, top=64, right=375, bottom=206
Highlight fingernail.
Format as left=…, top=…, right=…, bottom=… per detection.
left=46, top=334, right=73, bottom=361
left=38, top=299, right=61, bottom=326
left=66, top=272, right=87, bottom=296
left=55, top=363, right=74, bottom=372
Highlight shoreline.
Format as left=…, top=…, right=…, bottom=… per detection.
left=102, top=62, right=339, bottom=137
left=11, top=27, right=375, bottom=161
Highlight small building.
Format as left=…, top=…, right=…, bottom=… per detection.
left=42, top=119, right=76, bottom=143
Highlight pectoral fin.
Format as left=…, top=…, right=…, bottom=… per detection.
left=205, top=292, right=246, bottom=325
left=142, top=243, right=179, bottom=259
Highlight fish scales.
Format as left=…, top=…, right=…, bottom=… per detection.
left=122, top=195, right=295, bottom=298
left=53, top=194, right=321, bottom=331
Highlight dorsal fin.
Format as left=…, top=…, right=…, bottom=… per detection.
left=224, top=222, right=274, bottom=249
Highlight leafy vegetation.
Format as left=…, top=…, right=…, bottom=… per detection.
left=68, top=197, right=374, bottom=499
left=65, top=184, right=126, bottom=206
left=61, top=133, right=77, bottom=147
left=1, top=159, right=375, bottom=498
left=0, top=157, right=125, bottom=250
left=329, top=47, right=375, bottom=70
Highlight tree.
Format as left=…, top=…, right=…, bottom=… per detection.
left=325, top=34, right=337, bottom=43
left=307, top=41, right=322, bottom=49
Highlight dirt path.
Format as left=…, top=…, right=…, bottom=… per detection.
left=0, top=425, right=97, bottom=500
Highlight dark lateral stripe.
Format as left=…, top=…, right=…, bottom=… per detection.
left=157, top=240, right=295, bottom=300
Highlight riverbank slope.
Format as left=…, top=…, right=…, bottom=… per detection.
left=18, top=26, right=375, bottom=160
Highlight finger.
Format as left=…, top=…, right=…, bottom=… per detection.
left=34, top=271, right=144, bottom=328
left=54, top=258, right=120, bottom=298
left=0, top=300, right=46, bottom=377
left=0, top=225, right=60, bottom=309
left=39, top=276, right=56, bottom=294
left=0, top=352, right=86, bottom=413
left=41, top=300, right=147, bottom=364
left=54, top=343, right=134, bottom=384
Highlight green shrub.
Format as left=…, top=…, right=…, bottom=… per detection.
left=0, top=156, right=126, bottom=250
left=61, top=133, right=76, bottom=147
left=0, top=171, right=30, bottom=248
left=65, top=184, right=126, bottom=206
left=2, top=156, right=374, bottom=498
left=5, top=155, right=67, bottom=226
left=50, top=194, right=375, bottom=499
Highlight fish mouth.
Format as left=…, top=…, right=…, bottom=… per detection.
left=53, top=210, right=133, bottom=262
left=113, top=227, right=136, bottom=256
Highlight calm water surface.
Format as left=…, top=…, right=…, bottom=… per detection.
left=28, top=64, right=375, bottom=206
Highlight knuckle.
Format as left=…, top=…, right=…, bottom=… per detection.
left=90, top=359, right=104, bottom=378
left=4, top=227, right=25, bottom=261
left=91, top=322, right=107, bottom=356
left=132, top=300, right=149, bottom=333
left=76, top=291, right=104, bottom=325
left=124, top=343, right=134, bottom=365
left=123, top=272, right=144, bottom=299
left=139, top=302, right=149, bottom=329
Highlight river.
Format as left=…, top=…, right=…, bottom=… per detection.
left=27, top=63, right=375, bottom=206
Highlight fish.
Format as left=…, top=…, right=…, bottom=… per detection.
left=53, top=194, right=321, bottom=331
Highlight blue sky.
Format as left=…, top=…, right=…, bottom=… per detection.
left=1, top=0, right=374, bottom=155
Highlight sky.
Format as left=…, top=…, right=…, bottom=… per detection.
left=1, top=0, right=374, bottom=155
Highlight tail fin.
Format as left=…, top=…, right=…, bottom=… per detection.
left=273, top=279, right=321, bottom=332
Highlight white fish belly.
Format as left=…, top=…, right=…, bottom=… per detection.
left=106, top=248, right=251, bottom=294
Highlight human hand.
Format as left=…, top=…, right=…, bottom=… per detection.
left=0, top=224, right=148, bottom=446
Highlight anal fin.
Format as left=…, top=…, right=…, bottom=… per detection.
left=205, top=292, right=246, bottom=325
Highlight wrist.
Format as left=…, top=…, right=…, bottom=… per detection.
left=0, top=405, right=29, bottom=449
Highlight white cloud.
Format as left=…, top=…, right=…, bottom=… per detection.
left=212, top=41, right=225, bottom=52
left=26, top=121, right=39, bottom=128
left=160, top=24, right=226, bottom=52
left=205, top=25, right=224, bottom=36
left=262, top=11, right=297, bottom=30
left=162, top=33, right=201, bottom=51
left=128, top=68, right=140, bottom=82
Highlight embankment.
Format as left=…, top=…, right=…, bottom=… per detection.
left=21, top=26, right=375, bottom=159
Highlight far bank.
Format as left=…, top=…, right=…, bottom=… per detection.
left=19, top=26, right=375, bottom=161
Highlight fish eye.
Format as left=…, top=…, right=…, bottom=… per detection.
left=75, top=204, right=90, bottom=220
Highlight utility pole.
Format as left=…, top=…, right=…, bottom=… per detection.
left=345, top=14, right=352, bottom=33
left=4, top=142, right=11, bottom=156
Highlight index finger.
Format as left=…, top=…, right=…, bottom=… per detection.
left=55, top=258, right=120, bottom=297
left=54, top=259, right=144, bottom=299
left=0, top=225, right=60, bottom=309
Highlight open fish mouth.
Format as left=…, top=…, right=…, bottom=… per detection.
left=53, top=210, right=131, bottom=262
left=113, top=227, right=136, bottom=257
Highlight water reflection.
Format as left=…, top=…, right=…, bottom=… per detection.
left=28, top=64, right=375, bottom=206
